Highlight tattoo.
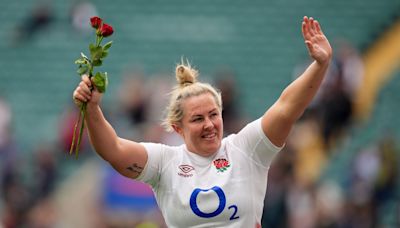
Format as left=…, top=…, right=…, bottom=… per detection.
left=126, top=163, right=144, bottom=175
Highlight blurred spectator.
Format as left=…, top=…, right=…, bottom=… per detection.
left=290, top=118, right=327, bottom=188
left=318, top=40, right=364, bottom=148
left=0, top=97, right=12, bottom=151
left=0, top=97, right=22, bottom=227
left=12, top=0, right=54, bottom=45
left=0, top=96, right=18, bottom=204
left=145, top=75, right=173, bottom=124
left=117, top=71, right=149, bottom=126
left=374, top=134, right=398, bottom=204
left=262, top=143, right=295, bottom=227
left=26, top=198, right=57, bottom=228
left=144, top=75, right=184, bottom=146
left=314, top=181, right=344, bottom=227
left=214, top=68, right=247, bottom=135
left=1, top=179, right=32, bottom=228
left=32, top=144, right=58, bottom=200
left=341, top=133, right=399, bottom=227
left=69, top=0, right=98, bottom=34
left=286, top=182, right=316, bottom=228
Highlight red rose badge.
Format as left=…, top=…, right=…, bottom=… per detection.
left=213, top=158, right=231, bottom=172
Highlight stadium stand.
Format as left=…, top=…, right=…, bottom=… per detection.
left=1, top=0, right=399, bottom=151
left=0, top=0, right=399, bottom=226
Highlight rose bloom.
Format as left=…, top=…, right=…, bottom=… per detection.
left=90, top=16, right=102, bottom=29
left=100, top=24, right=114, bottom=37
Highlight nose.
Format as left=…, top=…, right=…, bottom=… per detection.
left=203, top=117, right=213, bottom=130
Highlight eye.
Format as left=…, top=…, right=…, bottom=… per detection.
left=191, top=117, right=203, bottom=122
left=210, top=112, right=218, bottom=118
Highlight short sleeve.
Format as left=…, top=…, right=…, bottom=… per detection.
left=136, top=142, right=164, bottom=188
left=230, top=118, right=283, bottom=167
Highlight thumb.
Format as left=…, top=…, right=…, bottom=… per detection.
left=305, top=40, right=314, bottom=53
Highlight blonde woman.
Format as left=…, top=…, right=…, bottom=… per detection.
left=73, top=16, right=332, bottom=227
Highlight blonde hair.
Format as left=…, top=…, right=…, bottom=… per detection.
left=162, top=61, right=222, bottom=132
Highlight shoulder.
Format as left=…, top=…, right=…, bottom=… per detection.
left=140, top=142, right=183, bottom=155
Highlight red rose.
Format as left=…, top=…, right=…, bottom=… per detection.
left=90, top=16, right=102, bottom=29
left=214, top=161, right=223, bottom=169
left=100, top=23, right=114, bottom=37
left=214, top=159, right=227, bottom=169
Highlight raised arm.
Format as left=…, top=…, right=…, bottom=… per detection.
left=73, top=75, right=148, bottom=179
left=262, top=16, right=332, bottom=147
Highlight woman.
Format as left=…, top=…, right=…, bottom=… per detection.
left=73, top=16, right=332, bottom=227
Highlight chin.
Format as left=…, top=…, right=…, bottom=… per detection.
left=203, top=143, right=221, bottom=155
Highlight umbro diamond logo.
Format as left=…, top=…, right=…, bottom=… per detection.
left=178, top=165, right=194, bottom=177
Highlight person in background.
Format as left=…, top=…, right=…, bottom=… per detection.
left=72, top=16, right=332, bottom=227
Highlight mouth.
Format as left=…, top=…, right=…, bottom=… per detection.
left=201, top=132, right=217, bottom=141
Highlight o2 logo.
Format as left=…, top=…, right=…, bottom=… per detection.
left=189, top=186, right=239, bottom=220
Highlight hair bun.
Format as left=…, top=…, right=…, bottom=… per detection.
left=175, top=64, right=198, bottom=87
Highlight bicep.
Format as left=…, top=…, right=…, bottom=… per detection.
left=261, top=101, right=296, bottom=147
left=108, top=138, right=148, bottom=179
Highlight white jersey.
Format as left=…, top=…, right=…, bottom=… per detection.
left=137, top=118, right=282, bottom=227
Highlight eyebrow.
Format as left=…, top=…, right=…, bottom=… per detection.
left=190, top=108, right=218, bottom=118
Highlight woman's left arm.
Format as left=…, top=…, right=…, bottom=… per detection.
left=262, top=16, right=332, bottom=147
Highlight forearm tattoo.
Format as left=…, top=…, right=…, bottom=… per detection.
left=126, top=163, right=144, bottom=175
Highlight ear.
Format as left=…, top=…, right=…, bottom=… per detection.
left=172, top=124, right=184, bottom=137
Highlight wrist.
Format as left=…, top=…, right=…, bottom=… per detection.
left=86, top=102, right=100, bottom=111
left=315, top=57, right=331, bottom=67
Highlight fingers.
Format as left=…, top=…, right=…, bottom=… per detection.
left=73, top=74, right=92, bottom=104
left=302, top=16, right=311, bottom=41
left=314, top=20, right=323, bottom=35
left=302, top=16, right=322, bottom=39
left=82, top=74, right=92, bottom=87
left=73, top=90, right=86, bottom=105
left=303, top=17, right=315, bottom=37
left=308, top=17, right=316, bottom=36
left=302, top=22, right=309, bottom=42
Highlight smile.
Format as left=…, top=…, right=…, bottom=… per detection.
left=202, top=132, right=217, bottom=140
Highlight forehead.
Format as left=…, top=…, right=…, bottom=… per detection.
left=183, top=93, right=219, bottom=116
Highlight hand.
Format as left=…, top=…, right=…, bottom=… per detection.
left=302, top=16, right=332, bottom=64
left=72, top=74, right=102, bottom=107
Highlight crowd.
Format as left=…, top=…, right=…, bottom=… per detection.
left=1, top=53, right=398, bottom=227
left=1, top=1, right=399, bottom=227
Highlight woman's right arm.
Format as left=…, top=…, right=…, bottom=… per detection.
left=73, top=75, right=148, bottom=179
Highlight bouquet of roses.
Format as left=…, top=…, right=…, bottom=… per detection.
left=70, top=16, right=114, bottom=157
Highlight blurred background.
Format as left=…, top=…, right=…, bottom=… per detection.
left=0, top=0, right=400, bottom=227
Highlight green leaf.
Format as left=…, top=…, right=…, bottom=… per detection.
left=101, top=50, right=108, bottom=58
left=103, top=41, right=113, bottom=50
left=74, top=57, right=89, bottom=65
left=92, top=59, right=102, bottom=67
left=75, top=58, right=85, bottom=65
left=93, top=72, right=108, bottom=93
left=89, top=43, right=96, bottom=52
left=77, top=65, right=89, bottom=75
left=90, top=46, right=102, bottom=61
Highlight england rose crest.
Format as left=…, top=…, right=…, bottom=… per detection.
left=213, top=158, right=231, bottom=172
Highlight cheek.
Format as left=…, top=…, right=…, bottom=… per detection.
left=214, top=118, right=223, bottom=134
left=216, top=117, right=223, bottom=128
left=187, top=125, right=201, bottom=137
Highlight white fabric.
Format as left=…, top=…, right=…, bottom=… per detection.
left=137, top=118, right=282, bottom=227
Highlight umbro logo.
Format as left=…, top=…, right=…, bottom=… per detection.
left=178, top=165, right=194, bottom=177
